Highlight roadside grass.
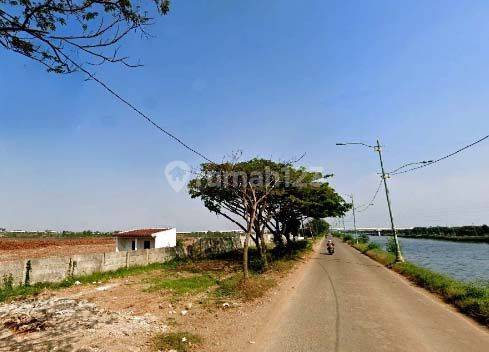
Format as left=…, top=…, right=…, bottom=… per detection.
left=1, top=239, right=315, bottom=305
left=0, top=262, right=167, bottom=303
left=349, top=237, right=489, bottom=326
left=144, top=274, right=217, bottom=295
left=151, top=331, right=202, bottom=352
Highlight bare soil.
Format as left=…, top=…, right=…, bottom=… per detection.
left=0, top=237, right=114, bottom=262
left=0, top=249, right=314, bottom=352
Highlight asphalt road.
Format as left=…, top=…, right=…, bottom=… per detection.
left=249, top=239, right=489, bottom=352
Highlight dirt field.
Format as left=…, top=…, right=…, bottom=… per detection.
left=0, top=244, right=316, bottom=352
left=0, top=237, right=115, bottom=262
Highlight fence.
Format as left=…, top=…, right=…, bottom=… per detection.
left=0, top=235, right=242, bottom=287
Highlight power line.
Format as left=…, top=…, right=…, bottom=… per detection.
left=356, top=178, right=383, bottom=213
left=390, top=134, right=489, bottom=176
left=61, top=53, right=215, bottom=163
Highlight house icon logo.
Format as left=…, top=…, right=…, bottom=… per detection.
left=164, top=161, right=192, bottom=192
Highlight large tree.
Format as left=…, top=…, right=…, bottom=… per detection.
left=189, top=158, right=350, bottom=276
left=0, top=0, right=169, bottom=73
left=188, top=158, right=285, bottom=279
left=264, top=167, right=350, bottom=248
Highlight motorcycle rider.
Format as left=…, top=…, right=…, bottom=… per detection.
left=327, top=239, right=335, bottom=253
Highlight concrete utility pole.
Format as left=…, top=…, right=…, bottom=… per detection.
left=350, top=194, right=358, bottom=243
left=375, top=139, right=404, bottom=262
left=336, top=139, right=409, bottom=262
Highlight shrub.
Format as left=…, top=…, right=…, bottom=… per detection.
left=386, top=237, right=399, bottom=254
left=358, top=234, right=369, bottom=244
left=367, top=242, right=380, bottom=251
left=342, top=234, right=354, bottom=243
left=2, top=274, right=14, bottom=291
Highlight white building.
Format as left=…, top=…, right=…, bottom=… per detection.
left=114, top=228, right=176, bottom=252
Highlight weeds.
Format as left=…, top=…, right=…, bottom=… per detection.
left=215, top=274, right=276, bottom=301
left=151, top=331, right=202, bottom=352
left=145, top=274, right=217, bottom=294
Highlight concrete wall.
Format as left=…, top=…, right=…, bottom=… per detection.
left=0, top=235, right=241, bottom=287
left=116, top=237, right=155, bottom=252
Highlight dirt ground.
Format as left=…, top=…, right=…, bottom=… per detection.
left=0, top=246, right=315, bottom=352
left=0, top=237, right=114, bottom=262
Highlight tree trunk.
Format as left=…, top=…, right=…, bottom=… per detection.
left=258, top=230, right=269, bottom=269
left=243, top=231, right=250, bottom=280
left=251, top=233, right=262, bottom=257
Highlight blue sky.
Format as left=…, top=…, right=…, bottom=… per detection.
left=1, top=0, right=488, bottom=231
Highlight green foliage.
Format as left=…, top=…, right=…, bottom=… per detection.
left=385, top=237, right=399, bottom=254
left=2, top=274, right=13, bottom=291
left=388, top=225, right=489, bottom=242
left=151, top=332, right=202, bottom=352
left=188, top=157, right=348, bottom=275
left=1, top=1, right=170, bottom=73
left=179, top=231, right=239, bottom=238
left=357, top=233, right=369, bottom=244
left=342, top=234, right=354, bottom=243
left=305, top=218, right=330, bottom=237
left=366, top=242, right=381, bottom=251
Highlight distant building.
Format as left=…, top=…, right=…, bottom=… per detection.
left=114, top=228, right=176, bottom=252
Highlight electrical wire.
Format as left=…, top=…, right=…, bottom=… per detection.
left=61, top=54, right=215, bottom=163
left=356, top=178, right=383, bottom=213
left=390, top=134, right=489, bottom=175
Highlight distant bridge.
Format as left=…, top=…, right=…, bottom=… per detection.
left=331, top=227, right=414, bottom=235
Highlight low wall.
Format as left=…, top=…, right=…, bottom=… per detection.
left=0, top=235, right=241, bottom=287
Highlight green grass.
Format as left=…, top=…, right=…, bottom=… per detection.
left=0, top=262, right=167, bottom=303
left=144, top=274, right=217, bottom=294
left=151, top=331, right=202, bottom=352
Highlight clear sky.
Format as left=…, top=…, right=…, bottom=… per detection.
left=1, top=0, right=488, bottom=231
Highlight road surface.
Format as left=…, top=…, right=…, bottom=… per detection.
left=249, top=239, right=489, bottom=352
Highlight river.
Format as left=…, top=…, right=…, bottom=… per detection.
left=368, top=236, right=489, bottom=282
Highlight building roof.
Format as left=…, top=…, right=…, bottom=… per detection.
left=115, top=228, right=172, bottom=238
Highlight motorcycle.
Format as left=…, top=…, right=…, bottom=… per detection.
left=327, top=244, right=335, bottom=254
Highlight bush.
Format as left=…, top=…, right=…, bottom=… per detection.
left=2, top=274, right=14, bottom=291
left=367, top=242, right=380, bottom=251
left=386, top=237, right=399, bottom=254
left=358, top=234, right=369, bottom=244
left=342, top=234, right=354, bottom=243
